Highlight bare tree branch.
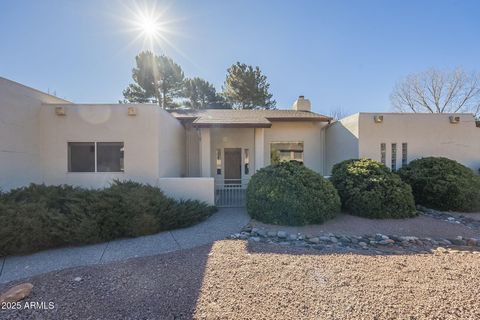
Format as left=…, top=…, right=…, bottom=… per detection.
left=390, top=67, right=480, bottom=116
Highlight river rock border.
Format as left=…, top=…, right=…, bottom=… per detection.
left=228, top=225, right=480, bottom=254
left=417, top=205, right=480, bottom=230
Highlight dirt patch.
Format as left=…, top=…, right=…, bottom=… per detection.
left=251, top=213, right=480, bottom=238
left=1, top=240, right=479, bottom=319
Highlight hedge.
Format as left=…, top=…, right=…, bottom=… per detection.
left=330, top=159, right=417, bottom=219
left=0, top=181, right=216, bottom=256
left=398, top=157, right=480, bottom=212
left=246, top=161, right=341, bottom=226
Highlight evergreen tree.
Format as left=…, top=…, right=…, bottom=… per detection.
left=223, top=62, right=276, bottom=109
left=122, top=51, right=185, bottom=109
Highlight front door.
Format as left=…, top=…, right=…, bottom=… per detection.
left=224, top=148, right=241, bottom=183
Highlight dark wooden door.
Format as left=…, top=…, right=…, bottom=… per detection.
left=224, top=148, right=241, bottom=182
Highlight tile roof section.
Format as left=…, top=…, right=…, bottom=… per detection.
left=171, top=109, right=331, bottom=128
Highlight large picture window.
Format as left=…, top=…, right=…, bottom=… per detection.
left=68, top=142, right=124, bottom=172
left=270, top=142, right=304, bottom=165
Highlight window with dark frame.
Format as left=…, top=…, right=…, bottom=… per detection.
left=391, top=143, right=397, bottom=171
left=97, top=142, right=124, bottom=172
left=68, top=142, right=95, bottom=172
left=402, top=143, right=408, bottom=167
left=68, top=142, right=124, bottom=173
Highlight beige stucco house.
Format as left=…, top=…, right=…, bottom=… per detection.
left=1, top=77, right=479, bottom=206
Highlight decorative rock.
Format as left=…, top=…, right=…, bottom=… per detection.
left=308, top=237, right=320, bottom=244
left=466, top=238, right=478, bottom=246
left=267, top=231, right=277, bottom=237
left=378, top=239, right=395, bottom=245
left=449, top=238, right=466, bottom=246
left=358, top=242, right=367, bottom=247
left=277, top=231, right=288, bottom=239
left=250, top=237, right=261, bottom=242
left=250, top=227, right=259, bottom=235
left=330, top=237, right=338, bottom=243
left=319, top=236, right=331, bottom=242
left=0, top=283, right=33, bottom=304
left=73, top=277, right=82, bottom=282
left=256, top=229, right=267, bottom=237
left=288, top=234, right=298, bottom=241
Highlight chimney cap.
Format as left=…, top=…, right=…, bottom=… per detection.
left=298, top=95, right=305, bottom=99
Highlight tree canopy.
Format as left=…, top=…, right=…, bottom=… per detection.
left=183, top=77, right=229, bottom=109
left=390, top=67, right=480, bottom=117
left=122, top=51, right=185, bottom=109
left=223, top=62, right=276, bottom=109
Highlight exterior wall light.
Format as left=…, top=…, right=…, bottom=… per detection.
left=449, top=116, right=460, bottom=124
left=374, top=115, right=383, bottom=123
left=55, top=106, right=66, bottom=116
left=128, top=107, right=137, bottom=116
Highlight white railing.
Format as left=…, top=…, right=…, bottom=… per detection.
left=214, top=178, right=249, bottom=207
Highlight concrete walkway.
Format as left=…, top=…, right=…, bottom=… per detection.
left=0, top=208, right=250, bottom=284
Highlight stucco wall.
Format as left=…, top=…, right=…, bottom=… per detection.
left=263, top=121, right=327, bottom=174
left=185, top=124, right=201, bottom=177
left=0, top=78, right=69, bottom=190
left=324, top=114, right=360, bottom=174
left=38, top=104, right=164, bottom=188
left=158, top=110, right=186, bottom=177
left=358, top=113, right=480, bottom=172
left=210, top=127, right=255, bottom=181
left=158, top=177, right=214, bottom=205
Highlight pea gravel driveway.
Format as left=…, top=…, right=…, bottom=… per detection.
left=1, top=240, right=479, bottom=320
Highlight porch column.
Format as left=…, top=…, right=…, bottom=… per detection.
left=200, top=128, right=211, bottom=177
left=254, top=128, right=265, bottom=172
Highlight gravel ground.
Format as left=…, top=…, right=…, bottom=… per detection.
left=252, top=213, right=480, bottom=238
left=1, top=240, right=479, bottom=320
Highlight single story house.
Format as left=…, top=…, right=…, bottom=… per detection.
left=1, top=77, right=479, bottom=206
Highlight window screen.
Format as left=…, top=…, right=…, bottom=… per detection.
left=68, top=142, right=95, bottom=172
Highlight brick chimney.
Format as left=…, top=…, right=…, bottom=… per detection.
left=292, top=95, right=311, bottom=112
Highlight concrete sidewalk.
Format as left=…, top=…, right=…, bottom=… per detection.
left=0, top=208, right=250, bottom=284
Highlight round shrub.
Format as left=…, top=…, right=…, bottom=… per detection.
left=330, top=159, right=416, bottom=219
left=246, top=161, right=341, bottom=226
left=398, top=157, right=480, bottom=212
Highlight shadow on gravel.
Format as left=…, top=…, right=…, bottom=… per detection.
left=0, top=244, right=214, bottom=320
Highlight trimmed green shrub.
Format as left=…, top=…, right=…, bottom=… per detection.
left=246, top=161, right=341, bottom=226
left=398, top=157, right=480, bottom=212
left=330, top=159, right=416, bottom=219
left=0, top=181, right=216, bottom=256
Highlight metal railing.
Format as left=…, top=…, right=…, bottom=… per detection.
left=215, top=179, right=249, bottom=207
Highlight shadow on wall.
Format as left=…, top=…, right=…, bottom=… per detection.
left=325, top=120, right=359, bottom=175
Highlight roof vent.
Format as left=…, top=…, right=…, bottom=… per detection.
left=292, top=96, right=311, bottom=112
left=128, top=107, right=137, bottom=116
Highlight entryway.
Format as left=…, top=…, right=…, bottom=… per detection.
left=215, top=148, right=247, bottom=207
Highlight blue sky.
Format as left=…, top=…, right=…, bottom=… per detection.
left=1, top=0, right=479, bottom=115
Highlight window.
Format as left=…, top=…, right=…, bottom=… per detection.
left=216, top=149, right=222, bottom=175
left=380, top=143, right=386, bottom=165
left=68, top=142, right=95, bottom=172
left=270, top=142, right=304, bottom=165
left=97, top=142, right=124, bottom=172
left=391, top=143, right=397, bottom=171
left=68, top=142, right=124, bottom=172
left=244, top=149, right=250, bottom=175
left=402, top=143, right=408, bottom=167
